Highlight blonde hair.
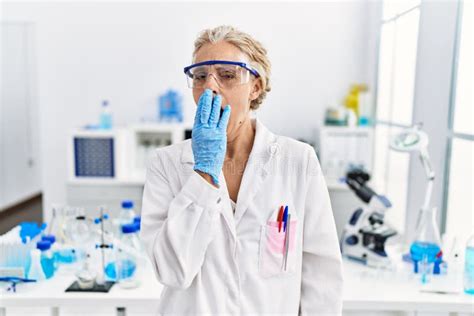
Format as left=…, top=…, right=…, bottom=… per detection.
left=193, top=25, right=271, bottom=110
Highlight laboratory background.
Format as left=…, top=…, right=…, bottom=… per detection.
left=0, top=0, right=473, bottom=315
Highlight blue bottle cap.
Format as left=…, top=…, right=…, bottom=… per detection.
left=41, top=235, right=56, bottom=244
left=122, top=200, right=134, bottom=209
left=134, top=221, right=140, bottom=231
left=133, top=217, right=141, bottom=230
left=121, top=223, right=137, bottom=234
left=37, top=240, right=51, bottom=251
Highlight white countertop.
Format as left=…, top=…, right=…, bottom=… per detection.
left=1, top=258, right=473, bottom=313
left=0, top=261, right=162, bottom=310
left=342, top=258, right=474, bottom=313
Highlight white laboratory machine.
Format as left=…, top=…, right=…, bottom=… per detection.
left=66, top=124, right=190, bottom=217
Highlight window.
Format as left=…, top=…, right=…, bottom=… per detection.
left=443, top=1, right=473, bottom=242
left=373, top=0, right=421, bottom=233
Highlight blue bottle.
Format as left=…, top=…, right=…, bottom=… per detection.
left=116, top=223, right=139, bottom=288
left=99, top=100, right=112, bottom=129
left=119, top=200, right=137, bottom=229
left=37, top=240, right=55, bottom=279
left=464, top=235, right=474, bottom=295
left=158, top=90, right=183, bottom=122
left=41, top=234, right=57, bottom=271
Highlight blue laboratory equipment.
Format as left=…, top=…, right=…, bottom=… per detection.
left=102, top=218, right=140, bottom=283
left=99, top=100, right=113, bottom=129
left=464, top=235, right=474, bottom=295
left=133, top=216, right=141, bottom=231
left=0, top=277, right=36, bottom=293
left=1, top=222, right=45, bottom=279
left=120, top=200, right=136, bottom=223
left=56, top=248, right=78, bottom=264
left=117, top=200, right=137, bottom=235
left=158, top=90, right=183, bottom=122
left=410, top=207, right=442, bottom=281
left=341, top=169, right=397, bottom=268
left=28, top=249, right=46, bottom=281
left=95, top=207, right=114, bottom=285
left=41, top=234, right=58, bottom=272
left=41, top=234, right=56, bottom=244
left=98, top=243, right=114, bottom=282
left=36, top=240, right=55, bottom=279
left=104, top=260, right=117, bottom=280
left=19, top=222, right=46, bottom=243
left=116, top=259, right=136, bottom=281
left=390, top=126, right=444, bottom=278
left=104, top=259, right=135, bottom=281
left=115, top=223, right=140, bottom=288
left=94, top=213, right=114, bottom=237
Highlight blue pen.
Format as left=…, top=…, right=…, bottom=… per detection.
left=283, top=205, right=288, bottom=232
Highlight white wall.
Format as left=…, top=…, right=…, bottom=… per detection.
left=0, top=22, right=42, bottom=210
left=2, top=1, right=376, bottom=223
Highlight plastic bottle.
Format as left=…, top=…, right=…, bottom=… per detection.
left=344, top=86, right=360, bottom=120
left=41, top=234, right=58, bottom=272
left=116, top=223, right=140, bottom=289
left=358, top=90, right=372, bottom=126
left=119, top=200, right=137, bottom=228
left=464, top=235, right=474, bottom=295
left=99, top=100, right=112, bottom=129
left=410, top=207, right=442, bottom=275
left=28, top=249, right=46, bottom=281
left=37, top=240, right=55, bottom=279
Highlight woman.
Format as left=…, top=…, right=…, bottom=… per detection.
left=140, top=25, right=343, bottom=315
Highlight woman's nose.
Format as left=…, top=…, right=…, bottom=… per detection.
left=203, top=74, right=220, bottom=94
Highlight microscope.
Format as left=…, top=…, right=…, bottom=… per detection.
left=341, top=169, right=398, bottom=267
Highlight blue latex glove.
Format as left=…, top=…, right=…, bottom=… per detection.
left=192, top=89, right=231, bottom=185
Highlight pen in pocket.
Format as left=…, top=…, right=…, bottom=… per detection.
left=283, top=206, right=288, bottom=232
left=283, top=213, right=291, bottom=271
left=277, top=205, right=284, bottom=232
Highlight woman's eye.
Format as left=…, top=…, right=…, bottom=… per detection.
left=219, top=72, right=237, bottom=80
left=194, top=73, right=207, bottom=81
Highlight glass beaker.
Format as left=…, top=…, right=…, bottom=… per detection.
left=410, top=207, right=442, bottom=276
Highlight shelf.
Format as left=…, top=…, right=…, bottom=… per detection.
left=67, top=178, right=145, bottom=186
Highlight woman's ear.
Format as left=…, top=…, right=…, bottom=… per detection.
left=249, top=78, right=263, bottom=101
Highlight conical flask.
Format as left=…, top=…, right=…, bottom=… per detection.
left=410, top=207, right=442, bottom=273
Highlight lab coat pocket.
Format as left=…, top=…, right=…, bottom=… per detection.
left=259, top=220, right=297, bottom=278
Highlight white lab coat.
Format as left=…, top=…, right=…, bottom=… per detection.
left=140, top=118, right=343, bottom=315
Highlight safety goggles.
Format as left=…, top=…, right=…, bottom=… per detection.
left=183, top=60, right=260, bottom=89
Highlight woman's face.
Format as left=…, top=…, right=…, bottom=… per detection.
left=192, top=41, right=261, bottom=140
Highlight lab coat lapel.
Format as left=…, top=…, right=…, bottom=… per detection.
left=217, top=170, right=237, bottom=240
left=234, top=118, right=277, bottom=226
left=180, top=141, right=237, bottom=241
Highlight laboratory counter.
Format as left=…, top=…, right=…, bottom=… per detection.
left=1, top=258, right=473, bottom=316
